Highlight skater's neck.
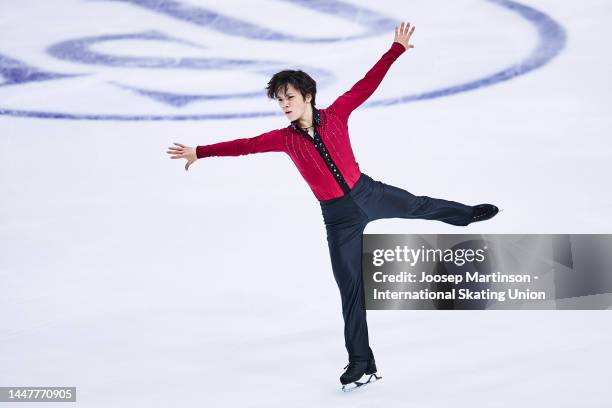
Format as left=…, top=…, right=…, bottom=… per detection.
left=295, top=104, right=314, bottom=130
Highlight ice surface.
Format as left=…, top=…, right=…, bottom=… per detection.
left=1, top=0, right=611, bottom=407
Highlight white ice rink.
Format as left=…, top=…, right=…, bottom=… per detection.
left=1, top=0, right=611, bottom=406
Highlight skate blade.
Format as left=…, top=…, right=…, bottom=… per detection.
left=341, top=372, right=382, bottom=392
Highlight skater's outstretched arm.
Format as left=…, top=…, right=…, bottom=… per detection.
left=329, top=21, right=415, bottom=121
left=166, top=129, right=286, bottom=171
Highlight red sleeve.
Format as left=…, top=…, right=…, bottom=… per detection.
left=329, top=42, right=406, bottom=120
left=196, top=129, right=286, bottom=159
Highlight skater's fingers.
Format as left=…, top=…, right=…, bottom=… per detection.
left=168, top=146, right=183, bottom=151
left=174, top=142, right=186, bottom=147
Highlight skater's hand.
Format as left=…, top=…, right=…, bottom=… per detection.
left=394, top=21, right=415, bottom=50
left=166, top=142, right=197, bottom=171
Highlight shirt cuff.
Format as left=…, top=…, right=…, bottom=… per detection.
left=195, top=145, right=208, bottom=159
left=391, top=42, right=407, bottom=53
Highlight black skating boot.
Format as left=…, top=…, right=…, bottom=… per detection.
left=365, top=357, right=377, bottom=375
left=340, top=358, right=382, bottom=392
left=471, top=204, right=499, bottom=223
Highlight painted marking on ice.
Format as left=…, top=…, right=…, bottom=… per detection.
left=0, top=0, right=566, bottom=121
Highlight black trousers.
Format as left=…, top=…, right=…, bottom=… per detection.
left=319, top=173, right=474, bottom=362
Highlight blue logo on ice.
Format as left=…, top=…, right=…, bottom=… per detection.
left=0, top=0, right=566, bottom=121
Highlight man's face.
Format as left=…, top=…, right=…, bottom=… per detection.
left=276, top=83, right=311, bottom=122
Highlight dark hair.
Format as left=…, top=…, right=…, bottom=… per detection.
left=266, top=70, right=317, bottom=107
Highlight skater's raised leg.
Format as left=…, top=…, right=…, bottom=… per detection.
left=354, top=175, right=484, bottom=226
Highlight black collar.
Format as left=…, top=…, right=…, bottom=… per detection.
left=291, top=106, right=321, bottom=132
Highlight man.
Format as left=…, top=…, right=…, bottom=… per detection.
left=167, top=22, right=499, bottom=391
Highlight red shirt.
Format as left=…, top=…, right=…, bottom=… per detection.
left=196, top=42, right=407, bottom=201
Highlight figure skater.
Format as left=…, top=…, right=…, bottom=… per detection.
left=166, top=22, right=499, bottom=391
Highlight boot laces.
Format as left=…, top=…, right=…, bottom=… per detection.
left=343, top=361, right=358, bottom=371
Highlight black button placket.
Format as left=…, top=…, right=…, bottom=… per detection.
left=292, top=108, right=351, bottom=194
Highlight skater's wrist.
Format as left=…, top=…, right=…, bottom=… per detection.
left=391, top=41, right=407, bottom=53
left=195, top=145, right=207, bottom=159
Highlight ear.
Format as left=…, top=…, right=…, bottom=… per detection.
left=305, top=93, right=312, bottom=104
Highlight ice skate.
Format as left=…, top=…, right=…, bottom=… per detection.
left=340, top=359, right=382, bottom=392
left=471, top=203, right=499, bottom=223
